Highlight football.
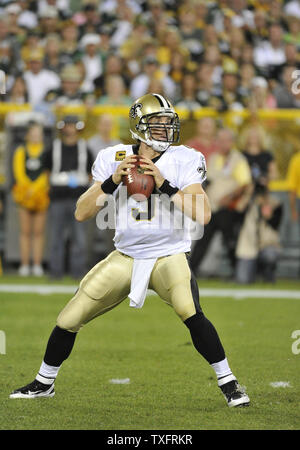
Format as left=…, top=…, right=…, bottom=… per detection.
left=122, top=155, right=155, bottom=201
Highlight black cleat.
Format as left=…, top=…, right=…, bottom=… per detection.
left=9, top=379, right=55, bottom=399
left=220, top=379, right=250, bottom=408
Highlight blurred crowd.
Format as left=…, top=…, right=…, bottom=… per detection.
left=1, top=0, right=300, bottom=113
left=0, top=0, right=299, bottom=282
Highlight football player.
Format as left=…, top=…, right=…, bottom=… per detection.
left=10, top=93, right=250, bottom=408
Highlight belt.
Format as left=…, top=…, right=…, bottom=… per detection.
left=117, top=251, right=190, bottom=259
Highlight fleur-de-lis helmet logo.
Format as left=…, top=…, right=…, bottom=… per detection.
left=130, top=103, right=143, bottom=119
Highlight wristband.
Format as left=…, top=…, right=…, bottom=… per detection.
left=101, top=175, right=119, bottom=194
left=158, top=179, right=179, bottom=197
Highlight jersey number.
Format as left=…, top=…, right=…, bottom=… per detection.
left=132, top=197, right=155, bottom=221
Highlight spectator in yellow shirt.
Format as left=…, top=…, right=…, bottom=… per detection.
left=287, top=151, right=300, bottom=224
left=12, top=122, right=49, bottom=277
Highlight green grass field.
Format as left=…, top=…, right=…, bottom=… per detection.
left=0, top=276, right=299, bottom=430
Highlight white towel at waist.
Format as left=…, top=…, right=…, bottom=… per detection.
left=129, top=258, right=157, bottom=308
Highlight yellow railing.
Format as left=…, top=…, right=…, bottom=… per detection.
left=0, top=104, right=32, bottom=113
left=1, top=103, right=300, bottom=123
left=2, top=103, right=300, bottom=119
left=1, top=103, right=299, bottom=191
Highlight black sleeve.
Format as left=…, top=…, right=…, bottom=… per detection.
left=41, top=149, right=52, bottom=171
left=267, top=204, right=283, bottom=230
left=87, top=149, right=95, bottom=174
left=264, top=151, right=274, bottom=167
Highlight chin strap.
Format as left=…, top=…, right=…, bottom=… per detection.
left=151, top=142, right=171, bottom=152
left=146, top=138, right=170, bottom=153
left=131, top=131, right=170, bottom=152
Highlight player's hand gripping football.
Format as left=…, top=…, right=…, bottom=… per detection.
left=140, top=157, right=165, bottom=189
left=112, top=155, right=137, bottom=184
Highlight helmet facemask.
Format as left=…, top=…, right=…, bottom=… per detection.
left=132, top=115, right=180, bottom=152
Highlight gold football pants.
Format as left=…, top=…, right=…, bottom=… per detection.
left=57, top=250, right=201, bottom=332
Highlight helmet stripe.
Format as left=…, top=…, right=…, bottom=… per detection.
left=153, top=93, right=170, bottom=109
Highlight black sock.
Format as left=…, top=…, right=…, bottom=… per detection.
left=184, top=312, right=225, bottom=364
left=43, top=326, right=77, bottom=367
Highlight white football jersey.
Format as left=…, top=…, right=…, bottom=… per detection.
left=92, top=144, right=207, bottom=258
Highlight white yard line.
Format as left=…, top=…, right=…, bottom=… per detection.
left=270, top=381, right=292, bottom=388
left=0, top=284, right=78, bottom=295
left=0, top=284, right=300, bottom=299
left=197, top=288, right=300, bottom=300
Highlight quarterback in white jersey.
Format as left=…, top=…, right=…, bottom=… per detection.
left=92, top=142, right=207, bottom=258
left=10, top=93, right=250, bottom=409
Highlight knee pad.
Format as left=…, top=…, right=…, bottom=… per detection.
left=56, top=289, right=92, bottom=333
